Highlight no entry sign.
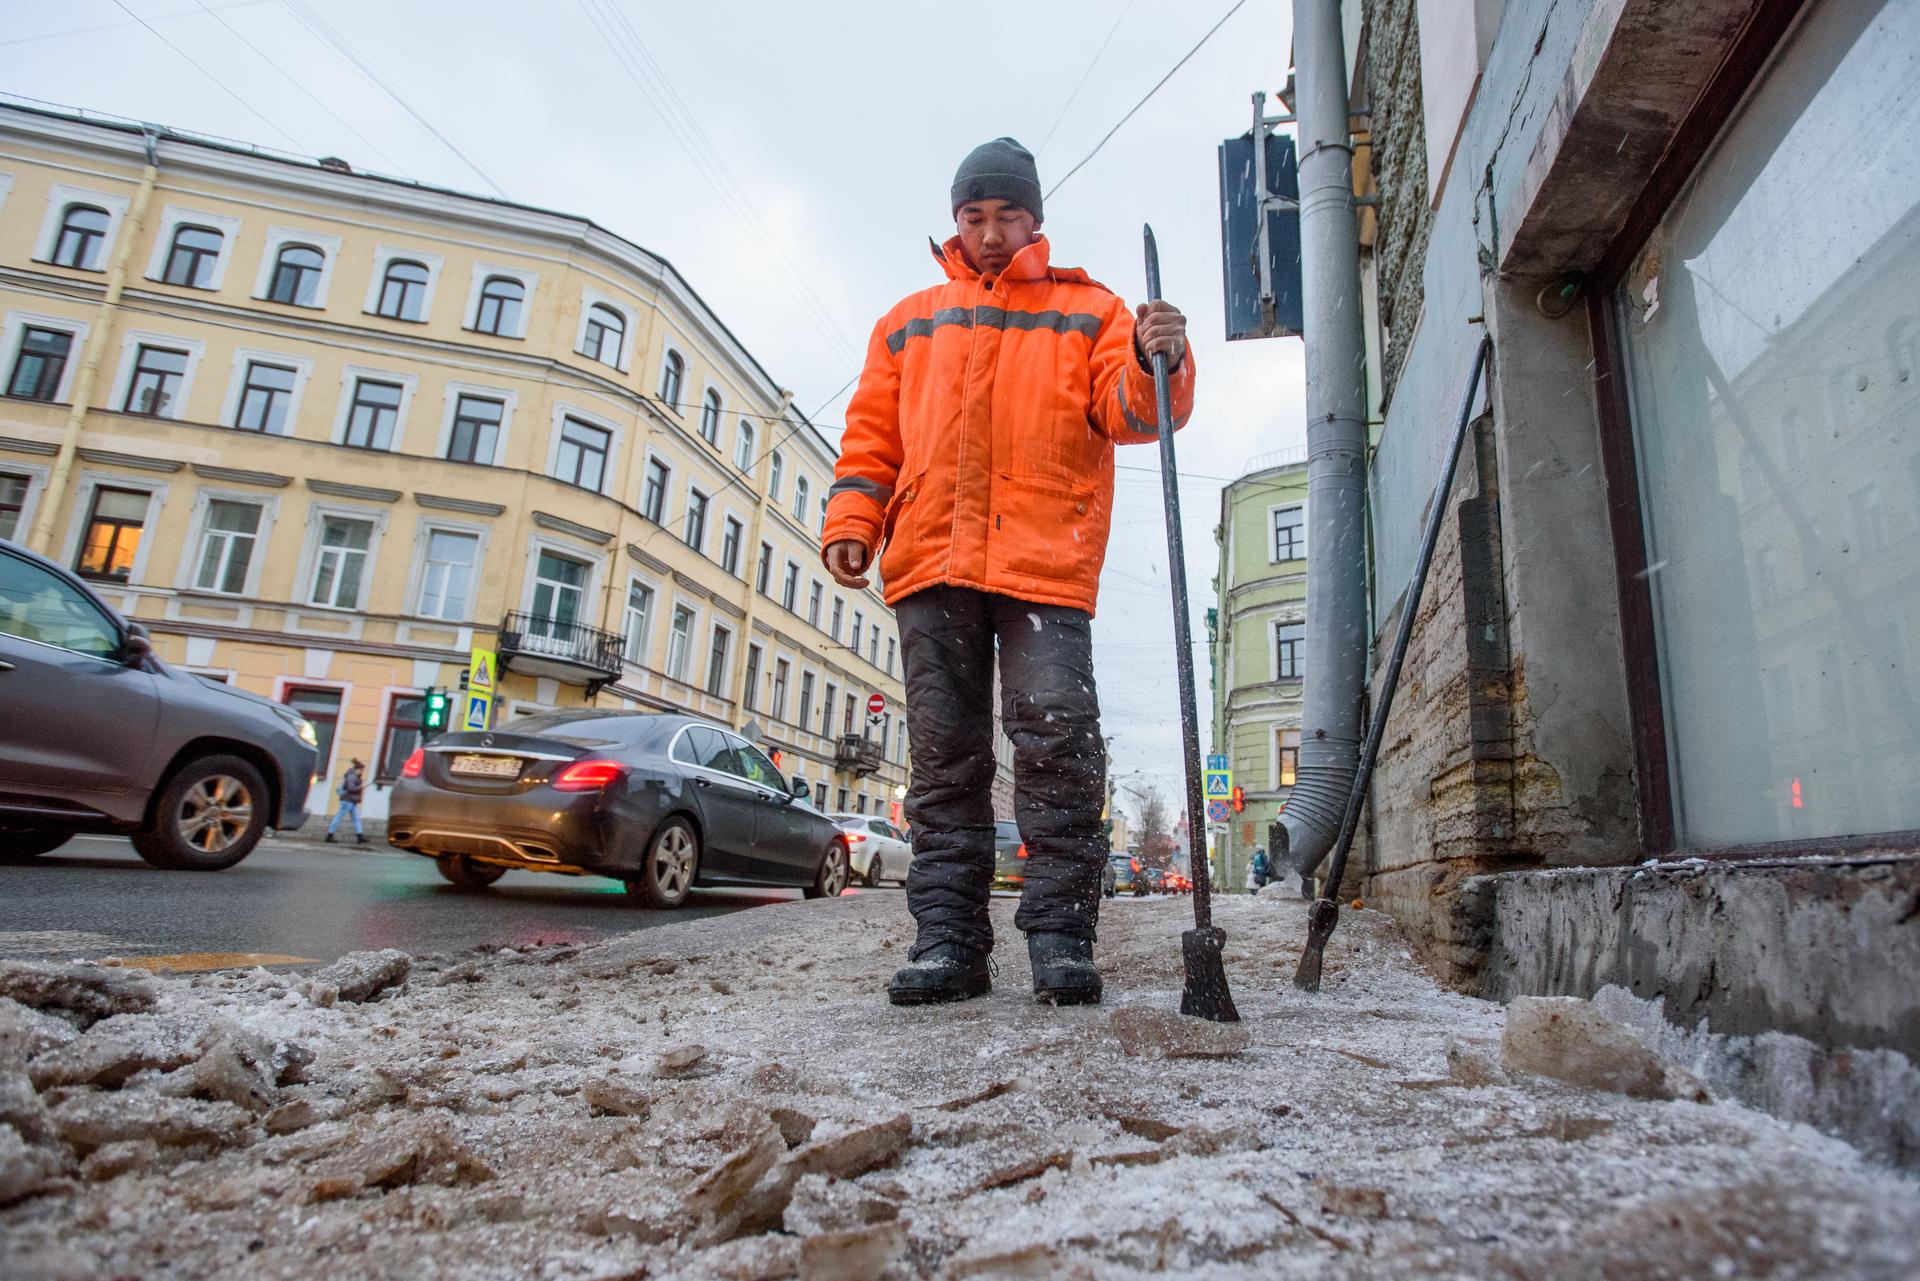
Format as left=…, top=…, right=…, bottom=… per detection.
left=867, top=693, right=886, bottom=715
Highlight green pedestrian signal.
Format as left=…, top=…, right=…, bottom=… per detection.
left=422, top=687, right=450, bottom=733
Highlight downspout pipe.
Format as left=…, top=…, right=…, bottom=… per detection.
left=1277, top=0, right=1370, bottom=882
left=28, top=126, right=163, bottom=556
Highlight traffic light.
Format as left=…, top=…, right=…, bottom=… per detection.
left=1230, top=784, right=1245, bottom=813
left=422, top=687, right=450, bottom=734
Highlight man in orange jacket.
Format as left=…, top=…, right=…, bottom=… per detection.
left=822, top=137, right=1194, bottom=1007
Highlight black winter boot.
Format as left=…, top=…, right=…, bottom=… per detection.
left=323, top=833, right=336, bottom=844
left=888, top=942, right=991, bottom=1006
left=1028, top=932, right=1101, bottom=1005
left=355, top=834, right=370, bottom=845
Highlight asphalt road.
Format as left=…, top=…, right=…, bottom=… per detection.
left=0, top=835, right=882, bottom=967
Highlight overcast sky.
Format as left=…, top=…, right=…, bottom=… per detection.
left=2, top=0, right=1308, bottom=819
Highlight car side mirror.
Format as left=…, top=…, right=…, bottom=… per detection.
left=122, top=627, right=152, bottom=667
left=790, top=776, right=810, bottom=799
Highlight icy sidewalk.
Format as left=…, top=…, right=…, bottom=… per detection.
left=3, top=893, right=1916, bottom=1280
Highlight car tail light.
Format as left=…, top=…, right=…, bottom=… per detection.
left=1016, top=843, right=1028, bottom=859
left=846, top=832, right=867, bottom=843
left=552, top=759, right=627, bottom=792
left=401, top=748, right=424, bottom=778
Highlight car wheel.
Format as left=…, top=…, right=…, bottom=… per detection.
left=436, top=856, right=505, bottom=888
left=627, top=817, right=698, bottom=909
left=805, top=839, right=848, bottom=900
left=0, top=829, right=71, bottom=863
left=131, top=755, right=268, bottom=872
left=864, top=854, right=883, bottom=889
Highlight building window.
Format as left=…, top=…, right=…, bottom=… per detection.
left=267, top=244, right=324, bottom=305
left=7, top=327, right=72, bottom=401
left=869, top=624, right=880, bottom=666
left=851, top=609, right=864, bottom=655
left=821, top=682, right=838, bottom=737
left=885, top=636, right=895, bottom=676
left=162, top=225, right=223, bottom=288
left=555, top=417, right=611, bottom=491
left=768, top=449, right=784, bottom=501
left=76, top=487, right=148, bottom=581
left=706, top=625, right=732, bottom=696
left=473, top=275, right=524, bottom=335
left=284, top=686, right=342, bottom=780
left=1272, top=505, right=1305, bottom=562
left=792, top=475, right=810, bottom=521
left=843, top=693, right=856, bottom=735
left=781, top=561, right=799, bottom=611
left=837, top=786, right=849, bottom=811
left=642, top=457, right=671, bottom=523
left=807, top=581, right=822, bottom=628
left=815, top=781, right=829, bottom=808
left=417, top=529, right=479, bottom=620
left=830, top=596, right=844, bottom=641
left=378, top=693, right=425, bottom=782
left=755, top=542, right=773, bottom=595
left=375, top=259, right=430, bottom=320
left=896, top=720, right=907, bottom=763
left=623, top=580, right=654, bottom=662
left=446, top=394, right=503, bottom=464
left=699, top=389, right=722, bottom=445
left=122, top=344, right=189, bottom=416
left=343, top=378, right=403, bottom=449
left=657, top=348, right=683, bottom=402
left=735, top=420, right=755, bottom=470
left=854, top=794, right=867, bottom=814
left=0, top=474, right=27, bottom=541
left=666, top=605, right=695, bottom=682
left=819, top=496, right=828, bottom=533
left=192, top=499, right=262, bottom=594
left=881, top=712, right=892, bottom=757
left=51, top=205, right=109, bottom=270
left=798, top=671, right=815, bottom=729
left=743, top=643, right=763, bottom=711
left=309, top=516, right=374, bottom=608
left=584, top=304, right=626, bottom=366
left=530, top=550, right=588, bottom=632
left=771, top=657, right=790, bottom=721
left=234, top=361, right=296, bottom=433
left=684, top=488, right=709, bottom=552
left=1276, top=727, right=1300, bottom=788
left=1274, top=621, right=1303, bottom=680
left=720, top=516, right=743, bottom=575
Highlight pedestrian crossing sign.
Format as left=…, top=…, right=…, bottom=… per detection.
left=1204, top=769, right=1231, bottom=798
left=468, top=646, right=496, bottom=694
left=463, top=692, right=492, bottom=732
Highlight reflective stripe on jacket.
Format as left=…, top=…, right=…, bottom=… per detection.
left=823, top=234, right=1195, bottom=616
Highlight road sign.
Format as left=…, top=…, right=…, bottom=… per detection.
left=1206, top=753, right=1229, bottom=772
left=867, top=692, right=886, bottom=715
left=1204, top=769, right=1232, bottom=798
left=469, top=646, right=496, bottom=693
left=463, top=692, right=492, bottom=732
left=1206, top=799, right=1229, bottom=823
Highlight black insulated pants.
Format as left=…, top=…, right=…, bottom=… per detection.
left=895, top=585, right=1106, bottom=958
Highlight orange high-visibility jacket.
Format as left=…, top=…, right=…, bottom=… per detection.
left=823, top=234, right=1195, bottom=616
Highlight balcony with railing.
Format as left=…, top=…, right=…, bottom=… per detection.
left=496, top=610, right=624, bottom=695
left=835, top=733, right=885, bottom=777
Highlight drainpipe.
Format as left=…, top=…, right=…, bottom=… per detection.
left=1276, top=0, right=1369, bottom=882
left=28, top=126, right=163, bottom=556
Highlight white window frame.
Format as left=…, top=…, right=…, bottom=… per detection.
left=59, top=471, right=168, bottom=587
left=34, top=183, right=132, bottom=267
left=330, top=365, right=420, bottom=452
left=218, top=347, right=315, bottom=437
left=462, top=261, right=539, bottom=339
left=435, top=381, right=519, bottom=466
left=1271, top=616, right=1305, bottom=681
left=704, top=619, right=735, bottom=696
left=575, top=288, right=636, bottom=372
left=734, top=418, right=756, bottom=471
left=806, top=578, right=823, bottom=628
left=0, top=460, right=51, bottom=545
left=362, top=244, right=445, bottom=321
left=403, top=516, right=490, bottom=623
left=252, top=225, right=343, bottom=307
left=621, top=572, right=661, bottom=666
left=770, top=650, right=794, bottom=722
left=0, top=310, right=91, bottom=403
left=664, top=597, right=701, bottom=684
left=696, top=381, right=725, bottom=446
left=296, top=501, right=389, bottom=613
left=683, top=484, right=710, bottom=554
left=1268, top=502, right=1308, bottom=564
left=517, top=532, right=608, bottom=623
left=639, top=446, right=675, bottom=523
left=1270, top=723, right=1302, bottom=790
left=719, top=507, right=746, bottom=576
left=144, top=204, right=244, bottom=291
left=653, top=338, right=689, bottom=407
left=545, top=402, right=623, bottom=495
left=781, top=558, right=801, bottom=612
left=106, top=330, right=207, bottom=421
left=175, top=486, right=279, bottom=597
left=792, top=473, right=810, bottom=522
left=797, top=666, right=818, bottom=731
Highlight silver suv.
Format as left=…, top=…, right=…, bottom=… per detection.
left=0, top=539, right=317, bottom=869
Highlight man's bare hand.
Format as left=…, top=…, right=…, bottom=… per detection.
left=1135, top=300, right=1188, bottom=368
left=824, top=539, right=871, bottom=589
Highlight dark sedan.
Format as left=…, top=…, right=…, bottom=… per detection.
left=387, top=711, right=851, bottom=907
left=1, top=538, right=316, bottom=870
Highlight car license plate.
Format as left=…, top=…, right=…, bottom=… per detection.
left=450, top=754, right=521, bottom=779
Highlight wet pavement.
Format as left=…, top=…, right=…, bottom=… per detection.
left=0, top=835, right=884, bottom=966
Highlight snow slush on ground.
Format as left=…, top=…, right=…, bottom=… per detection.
left=3, top=892, right=1917, bottom=1280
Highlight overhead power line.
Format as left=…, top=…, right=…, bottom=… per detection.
left=1037, top=0, right=1141, bottom=155
left=109, top=0, right=307, bottom=153
left=0, top=0, right=270, bottom=47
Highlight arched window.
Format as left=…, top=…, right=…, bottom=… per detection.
left=473, top=275, right=524, bottom=336
left=585, top=304, right=626, bottom=366
left=700, top=388, right=722, bottom=444
left=768, top=449, right=784, bottom=501
left=267, top=244, right=324, bottom=306
left=162, top=225, right=223, bottom=288
left=792, top=474, right=810, bottom=521
left=657, top=348, right=684, bottom=402
left=375, top=259, right=430, bottom=321
left=734, top=419, right=755, bottom=471
left=52, top=204, right=110, bottom=270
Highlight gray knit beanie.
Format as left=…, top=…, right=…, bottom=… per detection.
left=950, top=137, right=1043, bottom=222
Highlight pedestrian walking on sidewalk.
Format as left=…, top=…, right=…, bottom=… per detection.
left=324, top=757, right=368, bottom=845
left=823, top=137, right=1195, bottom=1007
left=1251, top=846, right=1271, bottom=891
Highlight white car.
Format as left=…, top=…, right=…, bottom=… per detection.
left=829, top=813, right=911, bottom=887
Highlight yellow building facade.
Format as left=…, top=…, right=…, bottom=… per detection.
left=0, top=105, right=908, bottom=823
